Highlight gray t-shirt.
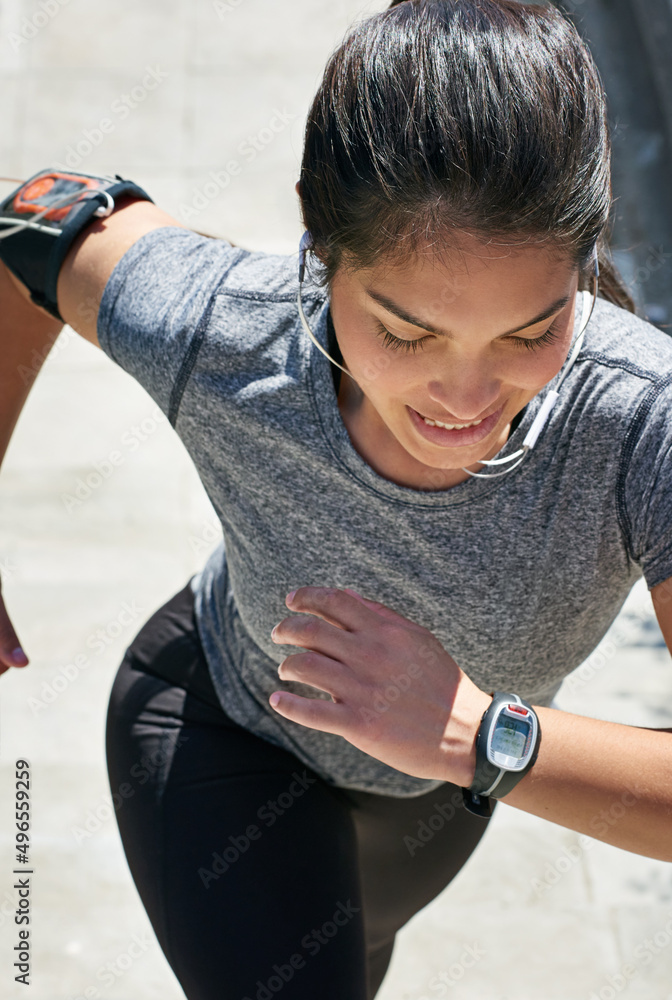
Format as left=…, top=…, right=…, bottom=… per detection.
left=97, top=227, right=672, bottom=797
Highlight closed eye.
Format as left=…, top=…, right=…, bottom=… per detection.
left=507, top=323, right=563, bottom=351
left=374, top=324, right=430, bottom=353
left=375, top=321, right=563, bottom=354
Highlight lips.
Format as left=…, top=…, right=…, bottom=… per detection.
left=408, top=405, right=503, bottom=448
left=417, top=405, right=502, bottom=426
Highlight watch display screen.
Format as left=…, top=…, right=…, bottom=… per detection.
left=491, top=716, right=528, bottom=758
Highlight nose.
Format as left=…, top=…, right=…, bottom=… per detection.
left=425, top=367, right=502, bottom=422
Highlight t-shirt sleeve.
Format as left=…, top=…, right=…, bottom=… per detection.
left=96, top=226, right=246, bottom=425
left=621, top=378, right=672, bottom=589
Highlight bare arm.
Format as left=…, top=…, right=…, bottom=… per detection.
left=0, top=261, right=63, bottom=475
left=500, top=575, right=672, bottom=861
left=0, top=192, right=188, bottom=672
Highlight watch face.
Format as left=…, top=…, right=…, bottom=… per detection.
left=491, top=716, right=529, bottom=759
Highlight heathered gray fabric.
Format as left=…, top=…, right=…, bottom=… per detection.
left=97, top=227, right=672, bottom=797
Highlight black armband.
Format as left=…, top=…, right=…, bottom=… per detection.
left=0, top=169, right=153, bottom=321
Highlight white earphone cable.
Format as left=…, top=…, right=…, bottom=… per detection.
left=297, top=235, right=600, bottom=481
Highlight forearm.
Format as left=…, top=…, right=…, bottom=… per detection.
left=497, top=706, right=672, bottom=862
left=0, top=261, right=63, bottom=471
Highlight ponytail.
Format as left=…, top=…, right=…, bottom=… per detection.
left=594, top=242, right=636, bottom=314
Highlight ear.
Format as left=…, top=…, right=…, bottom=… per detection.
left=295, top=180, right=302, bottom=197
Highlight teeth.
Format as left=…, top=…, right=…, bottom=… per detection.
left=422, top=416, right=484, bottom=430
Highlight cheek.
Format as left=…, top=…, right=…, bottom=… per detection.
left=500, top=344, right=571, bottom=390
left=341, top=334, right=397, bottom=387
left=364, top=350, right=564, bottom=399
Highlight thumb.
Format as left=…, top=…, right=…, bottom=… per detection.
left=0, top=589, right=29, bottom=674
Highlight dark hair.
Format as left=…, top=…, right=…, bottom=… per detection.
left=299, top=0, right=635, bottom=311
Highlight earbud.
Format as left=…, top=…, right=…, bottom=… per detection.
left=297, top=231, right=356, bottom=382
left=463, top=259, right=600, bottom=479
left=298, top=231, right=313, bottom=283
left=296, top=232, right=601, bottom=480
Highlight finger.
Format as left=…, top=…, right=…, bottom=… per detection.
left=268, top=689, right=349, bottom=737
left=276, top=649, right=347, bottom=697
left=272, top=613, right=354, bottom=662
left=0, top=593, right=29, bottom=673
left=287, top=586, right=387, bottom=632
left=343, top=589, right=424, bottom=629
left=344, top=588, right=396, bottom=615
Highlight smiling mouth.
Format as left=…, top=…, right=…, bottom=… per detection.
left=420, top=415, right=485, bottom=430
left=407, top=405, right=504, bottom=447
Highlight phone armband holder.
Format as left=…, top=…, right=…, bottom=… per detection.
left=0, top=169, right=153, bottom=321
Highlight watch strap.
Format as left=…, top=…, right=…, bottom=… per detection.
left=462, top=692, right=541, bottom=816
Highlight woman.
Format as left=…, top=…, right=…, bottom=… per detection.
left=1, top=1, right=671, bottom=998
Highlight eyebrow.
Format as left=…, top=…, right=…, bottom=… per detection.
left=365, top=289, right=572, bottom=338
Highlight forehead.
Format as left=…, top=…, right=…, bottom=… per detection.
left=335, top=234, right=578, bottom=335
left=355, top=231, right=575, bottom=284
left=352, top=241, right=575, bottom=301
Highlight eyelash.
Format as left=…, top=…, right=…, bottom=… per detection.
left=375, top=322, right=563, bottom=354
left=375, top=324, right=430, bottom=354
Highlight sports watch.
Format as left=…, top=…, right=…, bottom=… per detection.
left=462, top=692, right=541, bottom=817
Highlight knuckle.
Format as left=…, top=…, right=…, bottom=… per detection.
left=366, top=638, right=389, bottom=664
left=300, top=616, right=319, bottom=635
left=380, top=621, right=405, bottom=643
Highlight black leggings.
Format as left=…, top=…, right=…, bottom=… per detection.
left=105, top=579, right=495, bottom=1000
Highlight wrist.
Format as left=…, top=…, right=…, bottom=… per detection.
left=465, top=692, right=543, bottom=813
left=439, top=679, right=492, bottom=787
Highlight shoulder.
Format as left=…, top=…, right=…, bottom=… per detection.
left=107, top=225, right=328, bottom=306
left=97, top=226, right=329, bottom=354
left=568, top=298, right=672, bottom=429
left=578, top=297, right=672, bottom=386
left=546, top=297, right=672, bottom=478
left=145, top=228, right=327, bottom=307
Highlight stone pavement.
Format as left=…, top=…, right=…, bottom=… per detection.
left=1, top=2, right=671, bottom=998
